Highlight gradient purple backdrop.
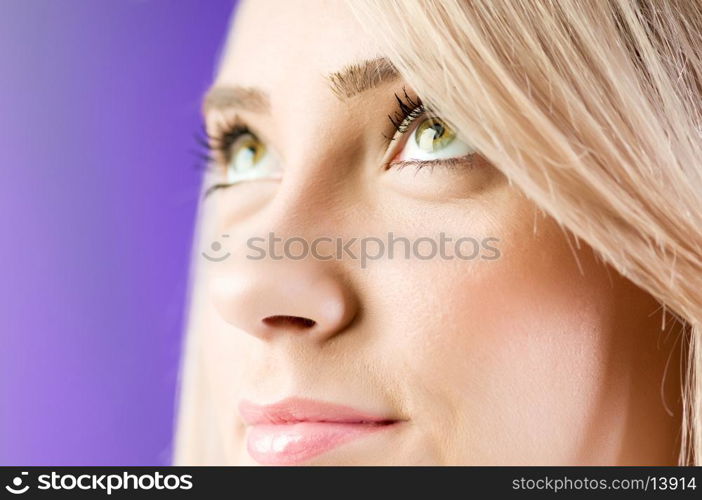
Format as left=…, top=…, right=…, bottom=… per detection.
left=0, top=0, right=236, bottom=465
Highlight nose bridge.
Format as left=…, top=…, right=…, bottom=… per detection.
left=271, top=101, right=366, bottom=232
left=252, top=143, right=361, bottom=249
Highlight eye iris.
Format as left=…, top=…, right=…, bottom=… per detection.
left=415, top=118, right=456, bottom=152
left=231, top=136, right=265, bottom=172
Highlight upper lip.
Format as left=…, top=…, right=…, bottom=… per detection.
left=239, top=397, right=399, bottom=426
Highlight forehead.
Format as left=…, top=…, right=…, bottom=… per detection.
left=215, top=0, right=384, bottom=91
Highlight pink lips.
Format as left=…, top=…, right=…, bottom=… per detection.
left=239, top=397, right=397, bottom=465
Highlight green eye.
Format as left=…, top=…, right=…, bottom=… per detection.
left=414, top=118, right=456, bottom=153
left=394, top=115, right=473, bottom=163
left=204, top=124, right=282, bottom=196
left=219, top=131, right=280, bottom=186
left=229, top=135, right=267, bottom=177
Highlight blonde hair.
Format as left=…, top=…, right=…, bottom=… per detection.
left=347, top=0, right=702, bottom=464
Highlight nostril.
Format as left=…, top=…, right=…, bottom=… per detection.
left=262, top=315, right=317, bottom=329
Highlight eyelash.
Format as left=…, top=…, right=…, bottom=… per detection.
left=195, top=121, right=254, bottom=197
left=201, top=121, right=251, bottom=166
left=387, top=87, right=426, bottom=137
left=200, top=87, right=425, bottom=160
left=197, top=88, right=447, bottom=194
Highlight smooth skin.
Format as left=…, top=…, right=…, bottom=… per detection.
left=194, top=0, right=682, bottom=465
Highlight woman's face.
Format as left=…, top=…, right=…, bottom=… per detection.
left=193, top=0, right=680, bottom=465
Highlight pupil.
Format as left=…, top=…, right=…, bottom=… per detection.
left=431, top=121, right=445, bottom=138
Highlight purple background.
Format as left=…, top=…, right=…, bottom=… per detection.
left=0, top=0, right=235, bottom=465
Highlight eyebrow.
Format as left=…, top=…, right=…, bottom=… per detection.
left=327, top=57, right=399, bottom=99
left=202, top=57, right=400, bottom=114
left=202, top=86, right=270, bottom=114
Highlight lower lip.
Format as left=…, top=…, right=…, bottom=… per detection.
left=246, top=421, right=393, bottom=465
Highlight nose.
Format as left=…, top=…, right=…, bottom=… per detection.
left=209, top=257, right=358, bottom=343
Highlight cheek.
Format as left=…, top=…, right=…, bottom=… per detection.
left=196, top=300, right=262, bottom=464
left=374, top=214, right=626, bottom=463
